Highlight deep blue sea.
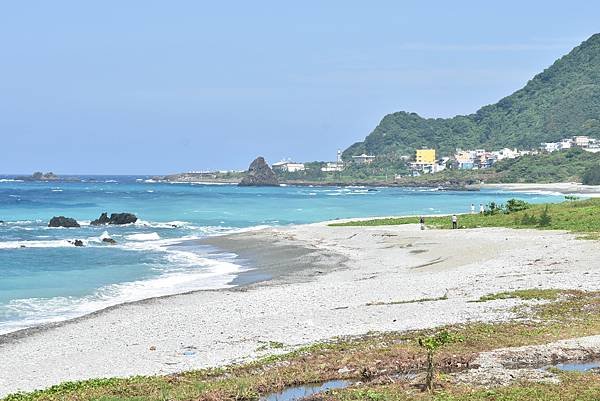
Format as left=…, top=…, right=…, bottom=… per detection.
left=0, top=176, right=563, bottom=334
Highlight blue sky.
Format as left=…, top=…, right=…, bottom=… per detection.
left=1, top=1, right=599, bottom=174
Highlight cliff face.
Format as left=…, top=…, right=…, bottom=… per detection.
left=238, top=157, right=279, bottom=186
left=344, top=33, right=600, bottom=157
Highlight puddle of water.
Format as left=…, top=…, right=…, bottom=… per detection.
left=552, top=360, right=600, bottom=372
left=260, top=380, right=352, bottom=401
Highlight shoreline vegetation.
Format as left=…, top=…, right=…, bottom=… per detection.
left=4, top=290, right=600, bottom=401
left=330, top=197, right=600, bottom=239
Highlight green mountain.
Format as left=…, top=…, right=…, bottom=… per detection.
left=344, top=33, right=600, bottom=158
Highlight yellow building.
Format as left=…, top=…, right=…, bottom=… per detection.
left=415, top=149, right=436, bottom=164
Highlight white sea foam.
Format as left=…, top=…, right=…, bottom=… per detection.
left=0, top=242, right=245, bottom=335
left=135, top=220, right=191, bottom=229
left=0, top=179, right=24, bottom=183
left=126, top=232, right=161, bottom=241
left=0, top=239, right=84, bottom=249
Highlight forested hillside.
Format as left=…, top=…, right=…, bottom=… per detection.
left=344, top=34, right=600, bottom=158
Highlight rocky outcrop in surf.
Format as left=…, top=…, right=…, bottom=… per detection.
left=102, top=237, right=117, bottom=245
left=238, top=157, right=279, bottom=186
left=48, top=216, right=80, bottom=228
left=91, top=212, right=138, bottom=225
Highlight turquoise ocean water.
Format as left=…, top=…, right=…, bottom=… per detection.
left=0, top=176, right=563, bottom=334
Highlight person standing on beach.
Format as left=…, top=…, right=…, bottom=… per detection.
left=419, top=216, right=425, bottom=230
left=470, top=203, right=475, bottom=214
left=451, top=214, right=458, bottom=229
left=479, top=203, right=485, bottom=214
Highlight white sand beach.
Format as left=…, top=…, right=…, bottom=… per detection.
left=1, top=222, right=600, bottom=396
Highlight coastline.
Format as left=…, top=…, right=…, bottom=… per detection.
left=483, top=182, right=600, bottom=197
left=2, top=221, right=600, bottom=396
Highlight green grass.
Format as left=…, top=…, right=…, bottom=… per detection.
left=329, top=198, right=600, bottom=236
left=473, top=289, right=562, bottom=303
left=366, top=295, right=448, bottom=306
left=5, top=290, right=600, bottom=401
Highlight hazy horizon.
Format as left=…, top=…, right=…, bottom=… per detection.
left=2, top=1, right=600, bottom=174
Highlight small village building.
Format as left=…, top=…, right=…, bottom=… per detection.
left=351, top=154, right=376, bottom=165
left=574, top=136, right=590, bottom=148
left=454, top=150, right=475, bottom=169
left=410, top=149, right=444, bottom=174
left=560, top=139, right=573, bottom=150
left=272, top=161, right=306, bottom=173
left=415, top=149, right=436, bottom=164
left=542, top=142, right=560, bottom=152
left=492, top=148, right=519, bottom=160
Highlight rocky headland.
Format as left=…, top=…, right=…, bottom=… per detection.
left=238, top=157, right=279, bottom=186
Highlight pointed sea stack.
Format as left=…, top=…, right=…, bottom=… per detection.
left=238, top=157, right=279, bottom=186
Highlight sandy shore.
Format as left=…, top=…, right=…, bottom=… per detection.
left=1, top=222, right=600, bottom=396
left=483, top=182, right=600, bottom=196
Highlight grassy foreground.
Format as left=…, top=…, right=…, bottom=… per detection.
left=329, top=198, right=600, bottom=238
left=4, top=290, right=600, bottom=401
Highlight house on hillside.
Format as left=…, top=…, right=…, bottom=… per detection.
left=272, top=160, right=305, bottom=173
left=351, top=154, right=376, bottom=165
left=574, top=136, right=590, bottom=148
left=541, top=142, right=560, bottom=153
left=409, top=149, right=445, bottom=174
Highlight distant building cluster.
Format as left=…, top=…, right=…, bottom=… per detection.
left=541, top=135, right=600, bottom=153
left=270, top=134, right=599, bottom=179
left=405, top=135, right=599, bottom=175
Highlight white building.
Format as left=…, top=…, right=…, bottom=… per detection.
left=574, top=136, right=590, bottom=148
left=560, top=139, right=573, bottom=150
left=541, top=142, right=560, bottom=153
left=321, top=150, right=345, bottom=172
left=351, top=153, right=376, bottom=165
left=272, top=161, right=305, bottom=173
left=492, top=148, right=519, bottom=160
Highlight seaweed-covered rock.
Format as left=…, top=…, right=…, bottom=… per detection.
left=48, top=216, right=80, bottom=228
left=102, top=237, right=117, bottom=245
left=238, top=157, right=279, bottom=186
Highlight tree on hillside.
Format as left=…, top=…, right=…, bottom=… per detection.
left=582, top=164, right=600, bottom=185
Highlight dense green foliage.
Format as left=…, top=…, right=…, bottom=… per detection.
left=344, top=34, right=600, bottom=158
left=582, top=164, right=600, bottom=184
left=492, top=148, right=600, bottom=183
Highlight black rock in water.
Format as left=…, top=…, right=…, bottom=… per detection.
left=102, top=237, right=117, bottom=245
left=72, top=239, right=84, bottom=247
left=48, top=216, right=80, bottom=228
left=91, top=212, right=111, bottom=225
left=91, top=212, right=137, bottom=225
left=108, top=213, right=137, bottom=225
left=238, top=157, right=279, bottom=186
